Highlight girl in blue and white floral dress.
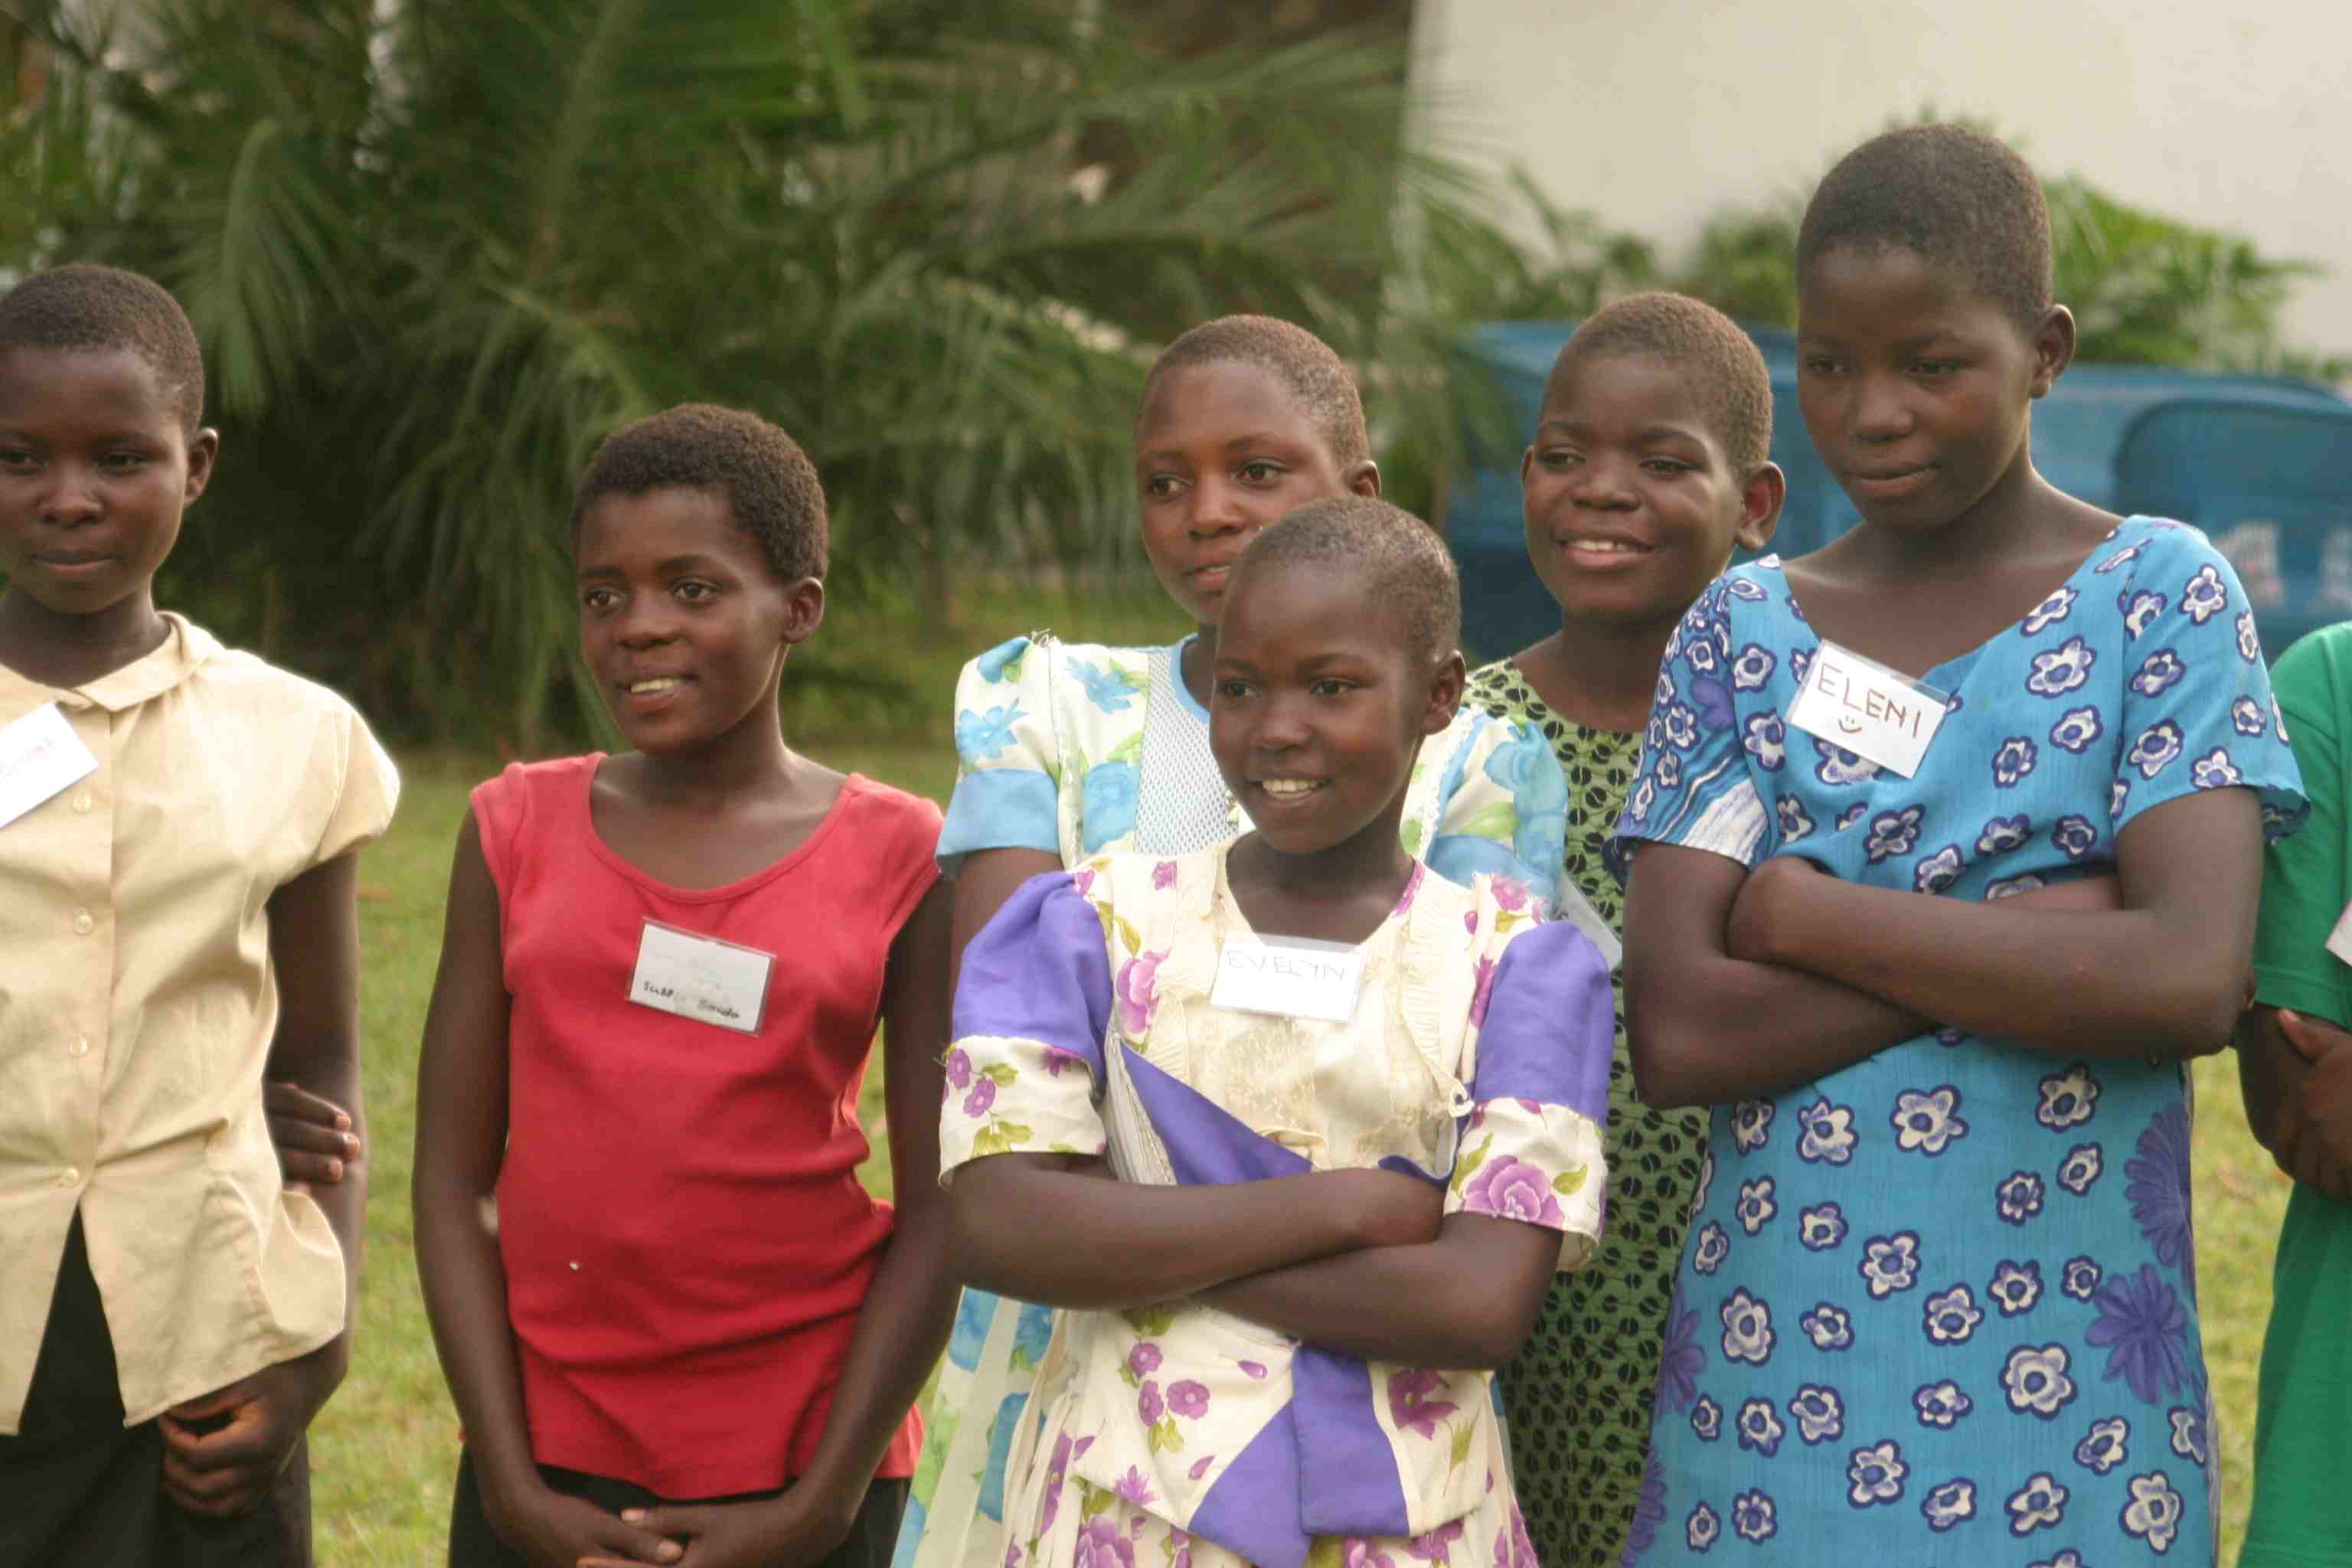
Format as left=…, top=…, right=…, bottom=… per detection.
left=1612, top=126, right=2304, bottom=1566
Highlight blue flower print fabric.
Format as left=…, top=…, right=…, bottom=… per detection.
left=1612, top=519, right=2304, bottom=1566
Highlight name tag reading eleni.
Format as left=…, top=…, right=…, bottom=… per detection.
left=1209, top=935, right=1367, bottom=1024
left=1785, top=641, right=1952, bottom=779
left=627, top=920, right=774, bottom=1035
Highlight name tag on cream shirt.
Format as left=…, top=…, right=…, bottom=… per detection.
left=1785, top=641, right=1952, bottom=779
left=0, top=703, right=99, bottom=831
left=1210, top=935, right=1367, bottom=1024
left=627, top=920, right=773, bottom=1034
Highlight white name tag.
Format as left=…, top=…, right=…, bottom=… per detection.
left=2326, top=900, right=2352, bottom=969
left=1209, top=935, right=1367, bottom=1024
left=0, top=704, right=98, bottom=831
left=1785, top=641, right=1951, bottom=779
left=627, top=920, right=773, bottom=1034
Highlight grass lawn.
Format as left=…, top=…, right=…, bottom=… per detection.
left=315, top=733, right=2298, bottom=1567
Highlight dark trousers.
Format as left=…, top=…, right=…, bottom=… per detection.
left=449, top=1446, right=908, bottom=1568
left=0, top=1214, right=312, bottom=1568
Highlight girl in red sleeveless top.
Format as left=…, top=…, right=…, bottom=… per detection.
left=413, top=405, right=957, bottom=1568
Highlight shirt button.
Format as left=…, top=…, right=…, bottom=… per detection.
left=57, top=1168, right=79, bottom=1188
left=67, top=1037, right=90, bottom=1059
left=72, top=792, right=93, bottom=814
left=72, top=909, right=94, bottom=935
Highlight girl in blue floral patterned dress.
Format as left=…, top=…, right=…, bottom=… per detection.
left=1613, top=126, right=2305, bottom=1566
left=906, top=318, right=1582, bottom=1568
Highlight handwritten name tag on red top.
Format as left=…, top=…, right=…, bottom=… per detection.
left=1785, top=641, right=1952, bottom=779
left=0, top=702, right=99, bottom=831
left=1210, top=935, right=1367, bottom=1024
left=627, top=920, right=774, bottom=1035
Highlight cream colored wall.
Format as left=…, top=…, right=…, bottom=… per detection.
left=1410, top=0, right=2352, bottom=354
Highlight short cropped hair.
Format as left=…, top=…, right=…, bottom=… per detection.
left=1548, top=292, right=1774, bottom=473
left=573, top=403, right=828, bottom=581
left=1143, top=315, right=1370, bottom=467
left=0, top=263, right=206, bottom=432
left=1234, top=495, right=1459, bottom=662
left=1797, top=123, right=2053, bottom=335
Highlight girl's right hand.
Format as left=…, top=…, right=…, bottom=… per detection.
left=1341, top=1167, right=1448, bottom=1251
left=485, top=1475, right=683, bottom=1568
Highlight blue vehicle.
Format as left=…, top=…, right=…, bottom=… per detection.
left=1446, top=320, right=2352, bottom=662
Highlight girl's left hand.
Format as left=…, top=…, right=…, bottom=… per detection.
left=579, top=1488, right=857, bottom=1568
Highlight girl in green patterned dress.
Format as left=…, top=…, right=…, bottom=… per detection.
left=1467, top=294, right=1782, bottom=1568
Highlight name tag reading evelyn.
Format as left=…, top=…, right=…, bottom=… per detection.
left=1785, top=641, right=1952, bottom=779
left=1209, top=934, right=1367, bottom=1024
left=628, top=920, right=774, bottom=1035
left=0, top=703, right=99, bottom=831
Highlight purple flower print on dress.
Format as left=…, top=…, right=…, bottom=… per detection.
left=1343, top=1540, right=1396, bottom=1568
left=1922, top=1479, right=1975, bottom=1532
left=2128, top=720, right=2186, bottom=778
left=1007, top=1542, right=1023, bottom=1568
left=2027, top=636, right=2097, bottom=697
left=1236, top=1360, right=1266, bottom=1379
left=2170, top=1403, right=2208, bottom=1464
left=2024, top=586, right=2078, bottom=633
left=1662, top=701, right=1700, bottom=751
left=2050, top=815, right=2099, bottom=860
left=1043, top=1047, right=1085, bottom=1078
left=1073, top=1515, right=1136, bottom=1568
left=2099, top=540, right=2146, bottom=574
left=1691, top=1220, right=1729, bottom=1276
left=1990, top=1259, right=2043, bottom=1315
left=2238, top=609, right=2262, bottom=662
left=1865, top=805, right=1925, bottom=862
left=1798, top=1202, right=1847, bottom=1251
left=2063, top=1256, right=2103, bottom=1302
left=1070, top=867, right=1097, bottom=898
left=1655, top=1295, right=1702, bottom=1412
left=1170, top=1533, right=1193, bottom=1568
left=1690, top=674, right=1736, bottom=735
left=1736, top=1398, right=1784, bottom=1458
left=1743, top=712, right=1786, bottom=771
left=1462, top=1155, right=1565, bottom=1226
left=1116, top=949, right=1166, bottom=1037
left=1165, top=1380, right=1210, bottom=1420
left=1622, top=1452, right=1667, bottom=1561
left=1860, top=1232, right=1922, bottom=1298
left=1846, top=1440, right=1908, bottom=1507
left=1403, top=1520, right=1465, bottom=1564
left=2192, top=746, right=2244, bottom=789
left=1790, top=645, right=1815, bottom=687
left=1892, top=1086, right=1967, bottom=1155
left=2004, top=1472, right=2069, bottom=1536
left=2086, top=1263, right=2190, bottom=1404
left=1792, top=1384, right=1844, bottom=1444
left=1815, top=740, right=1879, bottom=787
left=1112, top=1465, right=1156, bottom=1506
left=1998, top=1171, right=2046, bottom=1225
left=1732, top=1099, right=1774, bottom=1153
left=2049, top=706, right=2103, bottom=754
left=1691, top=1395, right=1723, bottom=1440
left=1835, top=802, right=1868, bottom=832
left=1468, top=958, right=1500, bottom=1030
left=1720, top=1289, right=1775, bottom=1364
left=1802, top=1302, right=1854, bottom=1351
left=1731, top=643, right=1775, bottom=691
left=1993, top=735, right=2039, bottom=787
left=1152, top=859, right=1177, bottom=890
left=2059, top=1143, right=2103, bottom=1195
left=2233, top=696, right=2269, bottom=736
left=1922, top=1285, right=1981, bottom=1345
left=1137, top=1380, right=1163, bottom=1423
left=2123, top=1472, right=2186, bottom=1553
left=2124, top=588, right=2167, bottom=639
left=1128, top=1342, right=1162, bottom=1379
left=1913, top=1380, right=1972, bottom=1428
left=2076, top=1414, right=2130, bottom=1473
left=946, top=1049, right=973, bottom=1090
left=964, top=1076, right=998, bottom=1118
left=1796, top=1098, right=1856, bottom=1164
left=1976, top=813, right=2033, bottom=855
left=2180, top=563, right=2229, bottom=623
left=1037, top=1432, right=1073, bottom=1537
left=1684, top=1501, right=1721, bottom=1552
left=1735, top=1176, right=1777, bottom=1235
left=1777, top=795, right=1815, bottom=841
left=2037, top=1063, right=2100, bottom=1129
left=1188, top=1454, right=1216, bottom=1481
left=1731, top=1489, right=1777, bottom=1543
left=2001, top=1344, right=2079, bottom=1420
left=2129, top=648, right=2187, bottom=698
left=1913, top=845, right=1963, bottom=893
left=1387, top=1367, right=1460, bottom=1439
left=2127, top=1103, right=2194, bottom=1268
left=1491, top=1505, right=1537, bottom=1568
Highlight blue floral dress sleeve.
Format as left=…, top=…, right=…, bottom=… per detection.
left=1416, top=708, right=1569, bottom=913
left=2104, top=524, right=2306, bottom=840
left=939, top=637, right=1066, bottom=865
left=1612, top=574, right=1775, bottom=869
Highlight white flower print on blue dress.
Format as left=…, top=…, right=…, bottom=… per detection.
left=1613, top=519, right=2305, bottom=1566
